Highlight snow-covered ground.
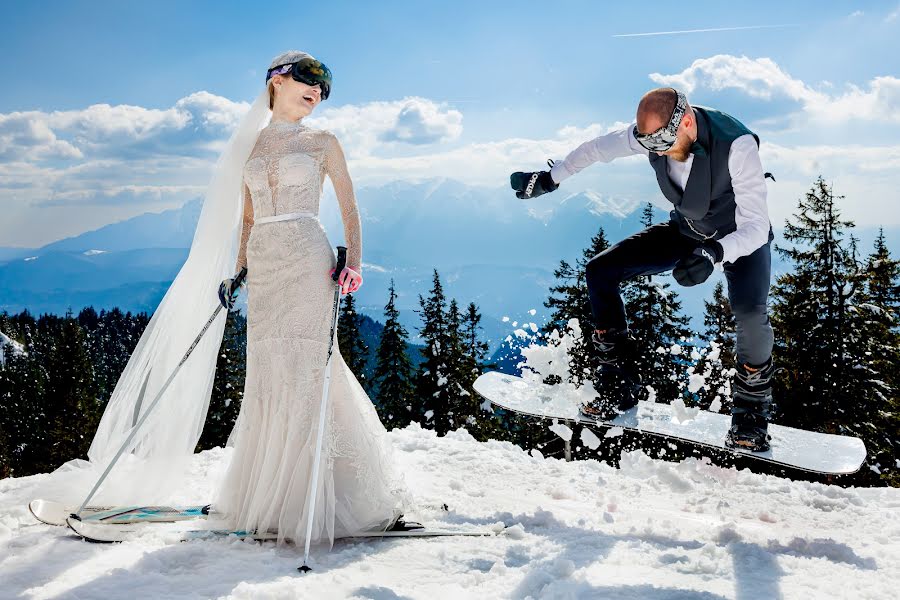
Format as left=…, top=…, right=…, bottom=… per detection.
left=1, top=424, right=898, bottom=599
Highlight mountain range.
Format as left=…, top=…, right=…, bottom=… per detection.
left=2, top=178, right=896, bottom=351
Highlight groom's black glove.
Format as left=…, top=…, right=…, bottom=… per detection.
left=673, top=241, right=723, bottom=287
left=510, top=170, right=558, bottom=199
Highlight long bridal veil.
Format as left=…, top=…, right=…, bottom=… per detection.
left=38, top=90, right=272, bottom=505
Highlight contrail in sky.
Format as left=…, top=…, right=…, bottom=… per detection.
left=613, top=24, right=798, bottom=38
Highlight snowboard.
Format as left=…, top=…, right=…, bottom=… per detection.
left=473, top=371, right=867, bottom=474
left=29, top=499, right=210, bottom=526
left=66, top=517, right=498, bottom=543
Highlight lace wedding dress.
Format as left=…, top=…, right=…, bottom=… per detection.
left=212, top=119, right=406, bottom=546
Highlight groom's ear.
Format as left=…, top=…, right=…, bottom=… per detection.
left=680, top=110, right=692, bottom=131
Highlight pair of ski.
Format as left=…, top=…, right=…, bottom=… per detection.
left=30, top=499, right=496, bottom=543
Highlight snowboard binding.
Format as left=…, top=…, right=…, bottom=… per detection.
left=726, top=358, right=777, bottom=453
left=581, top=329, right=643, bottom=421
left=725, top=421, right=771, bottom=452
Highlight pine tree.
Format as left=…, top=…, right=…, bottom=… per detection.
left=856, top=229, right=900, bottom=484
left=0, top=318, right=47, bottom=477
left=542, top=227, right=611, bottom=385
left=459, top=302, right=506, bottom=440
left=78, top=307, right=148, bottom=414
left=443, top=299, right=467, bottom=431
left=34, top=313, right=98, bottom=471
left=338, top=292, right=369, bottom=390
left=772, top=178, right=858, bottom=429
left=497, top=227, right=613, bottom=457
left=770, top=177, right=895, bottom=484
left=623, top=203, right=692, bottom=403
left=842, top=234, right=879, bottom=435
left=197, top=311, right=247, bottom=452
left=415, top=270, right=454, bottom=435
left=372, top=280, right=415, bottom=430
left=690, top=281, right=736, bottom=412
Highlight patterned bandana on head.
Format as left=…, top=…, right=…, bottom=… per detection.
left=633, top=89, right=688, bottom=153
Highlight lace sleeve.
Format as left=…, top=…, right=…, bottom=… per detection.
left=235, top=181, right=254, bottom=272
left=323, top=133, right=362, bottom=270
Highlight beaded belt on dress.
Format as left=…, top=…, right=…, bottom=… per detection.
left=256, top=211, right=318, bottom=224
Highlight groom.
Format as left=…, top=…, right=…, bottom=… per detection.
left=511, top=87, right=776, bottom=452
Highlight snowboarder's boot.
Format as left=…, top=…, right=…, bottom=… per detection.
left=726, top=358, right=776, bottom=452
left=582, top=329, right=643, bottom=421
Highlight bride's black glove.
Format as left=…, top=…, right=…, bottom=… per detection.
left=218, top=272, right=244, bottom=310
left=510, top=170, right=558, bottom=199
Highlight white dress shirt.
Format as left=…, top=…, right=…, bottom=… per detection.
left=549, top=123, right=770, bottom=264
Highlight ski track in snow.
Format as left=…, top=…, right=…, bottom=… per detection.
left=1, top=424, right=898, bottom=599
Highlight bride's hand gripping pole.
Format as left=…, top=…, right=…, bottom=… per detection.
left=298, top=246, right=347, bottom=573
left=71, top=267, right=248, bottom=520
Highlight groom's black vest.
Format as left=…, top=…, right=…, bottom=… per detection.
left=649, top=106, right=758, bottom=242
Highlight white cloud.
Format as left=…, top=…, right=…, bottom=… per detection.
left=0, top=92, right=253, bottom=164
left=379, top=98, right=463, bottom=144
left=759, top=142, right=900, bottom=226
left=887, top=4, right=900, bottom=22
left=761, top=142, right=900, bottom=177
left=0, top=113, right=84, bottom=160
left=34, top=184, right=206, bottom=207
left=341, top=121, right=642, bottom=187
left=175, top=92, right=250, bottom=129
left=0, top=93, right=466, bottom=245
left=45, top=104, right=190, bottom=140
left=5, top=82, right=900, bottom=246
left=650, top=55, right=900, bottom=123
left=307, top=97, right=463, bottom=155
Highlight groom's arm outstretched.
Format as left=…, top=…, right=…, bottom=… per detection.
left=510, top=126, right=647, bottom=199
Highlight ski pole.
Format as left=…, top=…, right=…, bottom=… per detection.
left=299, top=246, right=347, bottom=573
left=72, top=267, right=248, bottom=520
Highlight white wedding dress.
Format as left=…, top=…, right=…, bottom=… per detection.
left=212, top=118, right=406, bottom=546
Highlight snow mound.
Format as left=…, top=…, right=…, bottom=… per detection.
left=1, top=424, right=897, bottom=599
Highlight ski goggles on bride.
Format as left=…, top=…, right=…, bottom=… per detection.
left=633, top=89, right=688, bottom=153
left=266, top=58, right=332, bottom=100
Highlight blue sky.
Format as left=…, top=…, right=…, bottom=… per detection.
left=2, top=0, right=899, bottom=246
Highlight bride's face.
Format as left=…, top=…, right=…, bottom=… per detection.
left=273, top=76, right=323, bottom=118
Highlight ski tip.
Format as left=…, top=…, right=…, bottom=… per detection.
left=27, top=500, right=45, bottom=523
left=65, top=517, right=114, bottom=543
left=28, top=499, right=68, bottom=526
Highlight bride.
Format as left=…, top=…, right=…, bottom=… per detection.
left=38, top=51, right=406, bottom=549
left=212, top=50, right=406, bottom=545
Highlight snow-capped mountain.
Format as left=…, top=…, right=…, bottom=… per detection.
left=2, top=178, right=896, bottom=347
left=0, top=180, right=654, bottom=330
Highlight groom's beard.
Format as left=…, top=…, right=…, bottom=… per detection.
left=666, top=137, right=692, bottom=162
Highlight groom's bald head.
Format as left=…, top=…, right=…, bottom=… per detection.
left=636, top=88, right=681, bottom=134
